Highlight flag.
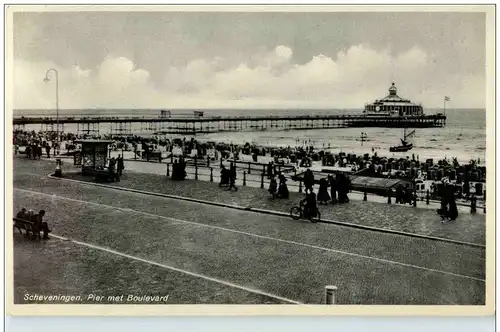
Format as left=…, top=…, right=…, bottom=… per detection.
left=444, top=96, right=450, bottom=101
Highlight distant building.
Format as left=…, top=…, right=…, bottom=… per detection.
left=364, top=82, right=424, bottom=116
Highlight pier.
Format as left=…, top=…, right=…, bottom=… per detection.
left=13, top=113, right=446, bottom=136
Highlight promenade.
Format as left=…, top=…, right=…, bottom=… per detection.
left=13, top=156, right=486, bottom=304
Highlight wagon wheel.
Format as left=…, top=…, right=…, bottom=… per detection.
left=290, top=206, right=302, bottom=220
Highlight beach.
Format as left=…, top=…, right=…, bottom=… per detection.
left=14, top=108, right=486, bottom=164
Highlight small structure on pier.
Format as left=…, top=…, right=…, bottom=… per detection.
left=73, top=139, right=114, bottom=174
left=364, top=82, right=424, bottom=116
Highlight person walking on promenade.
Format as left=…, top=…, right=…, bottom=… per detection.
left=277, top=173, right=289, bottom=199
left=337, top=173, right=350, bottom=203
left=328, top=174, right=337, bottom=204
left=46, top=144, right=51, bottom=158
left=395, top=184, right=404, bottom=204
left=36, top=145, right=42, bottom=160
left=268, top=175, right=278, bottom=199
left=267, top=161, right=274, bottom=179
left=117, top=155, right=124, bottom=176
left=438, top=184, right=458, bottom=222
left=317, top=177, right=331, bottom=205
left=26, top=145, right=32, bottom=159
left=220, top=165, right=229, bottom=187
left=228, top=164, right=238, bottom=191
left=304, top=168, right=315, bottom=192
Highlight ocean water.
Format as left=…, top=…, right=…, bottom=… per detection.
left=14, top=108, right=486, bottom=164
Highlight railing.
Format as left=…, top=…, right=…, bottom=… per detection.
left=162, top=162, right=485, bottom=213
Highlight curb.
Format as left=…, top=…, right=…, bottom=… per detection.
left=48, top=174, right=485, bottom=249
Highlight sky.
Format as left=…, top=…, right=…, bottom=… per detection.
left=12, top=10, right=486, bottom=110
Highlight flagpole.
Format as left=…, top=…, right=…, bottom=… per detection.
left=444, top=97, right=446, bottom=117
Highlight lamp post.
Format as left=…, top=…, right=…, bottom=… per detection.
left=44, top=68, right=59, bottom=154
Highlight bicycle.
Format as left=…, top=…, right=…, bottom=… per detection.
left=290, top=202, right=321, bottom=223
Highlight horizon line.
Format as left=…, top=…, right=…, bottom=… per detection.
left=12, top=107, right=486, bottom=111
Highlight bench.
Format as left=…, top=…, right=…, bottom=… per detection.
left=13, top=218, right=41, bottom=240
left=83, top=168, right=120, bottom=182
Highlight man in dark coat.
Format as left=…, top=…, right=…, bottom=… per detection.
left=228, top=164, right=238, bottom=191
left=304, top=168, right=315, bottom=191
left=267, top=162, right=274, bottom=179
left=16, top=208, right=27, bottom=219
left=117, top=155, right=124, bottom=176
left=219, top=165, right=228, bottom=187
left=328, top=175, right=337, bottom=204
left=33, top=210, right=51, bottom=239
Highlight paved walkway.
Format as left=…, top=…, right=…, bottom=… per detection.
left=61, top=165, right=486, bottom=245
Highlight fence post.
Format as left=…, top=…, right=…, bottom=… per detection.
left=325, top=285, right=338, bottom=305
left=470, top=196, right=477, bottom=214
left=210, top=167, right=213, bottom=182
left=260, top=172, right=264, bottom=189
left=195, top=164, right=198, bottom=180
left=483, top=190, right=486, bottom=213
left=207, top=157, right=210, bottom=167
left=248, top=162, right=251, bottom=174
left=426, top=189, right=430, bottom=205
left=387, top=189, right=391, bottom=204
left=166, top=163, right=170, bottom=177
left=243, top=171, right=246, bottom=186
left=413, top=186, right=417, bottom=207
left=299, top=180, right=303, bottom=193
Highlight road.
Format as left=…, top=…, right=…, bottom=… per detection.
left=12, top=157, right=485, bottom=304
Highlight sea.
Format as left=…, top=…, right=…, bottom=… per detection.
left=14, top=108, right=486, bottom=164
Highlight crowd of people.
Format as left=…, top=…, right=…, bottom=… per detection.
left=13, top=130, right=61, bottom=159
left=302, top=169, right=351, bottom=205
left=13, top=129, right=483, bottom=226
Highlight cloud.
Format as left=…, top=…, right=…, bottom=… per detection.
left=13, top=44, right=485, bottom=110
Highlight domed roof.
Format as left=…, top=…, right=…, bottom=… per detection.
left=366, top=82, right=422, bottom=107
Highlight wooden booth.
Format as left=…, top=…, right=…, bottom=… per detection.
left=73, top=140, right=118, bottom=181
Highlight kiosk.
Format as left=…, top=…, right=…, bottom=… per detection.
left=73, top=140, right=118, bottom=181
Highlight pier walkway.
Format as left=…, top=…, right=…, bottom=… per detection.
left=13, top=113, right=446, bottom=135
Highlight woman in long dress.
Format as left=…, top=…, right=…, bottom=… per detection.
left=317, top=177, right=331, bottom=205
left=277, top=174, right=289, bottom=199
left=268, top=175, right=278, bottom=199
